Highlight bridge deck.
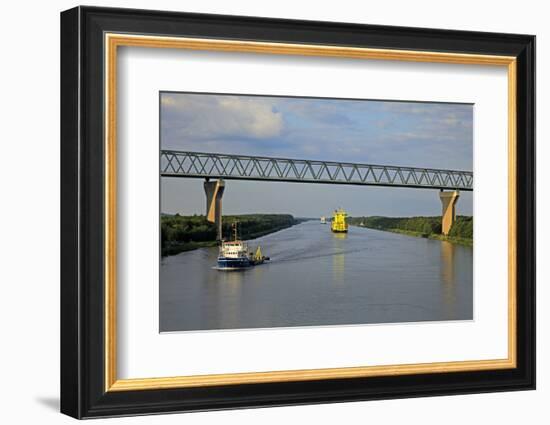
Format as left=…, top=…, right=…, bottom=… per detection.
left=160, top=150, right=473, bottom=191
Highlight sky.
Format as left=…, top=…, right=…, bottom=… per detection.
left=160, top=92, right=473, bottom=217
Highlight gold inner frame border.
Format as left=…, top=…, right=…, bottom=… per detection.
left=104, top=33, right=517, bottom=392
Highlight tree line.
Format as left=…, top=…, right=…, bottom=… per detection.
left=348, top=215, right=473, bottom=240
left=161, top=213, right=298, bottom=256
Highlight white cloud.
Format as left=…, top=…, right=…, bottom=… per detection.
left=162, top=94, right=283, bottom=140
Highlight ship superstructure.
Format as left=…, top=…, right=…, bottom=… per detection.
left=217, top=222, right=269, bottom=270
left=331, top=208, right=348, bottom=233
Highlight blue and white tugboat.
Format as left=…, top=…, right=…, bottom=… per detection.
left=217, top=222, right=269, bottom=270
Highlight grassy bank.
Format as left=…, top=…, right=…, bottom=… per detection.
left=161, top=214, right=300, bottom=256
left=348, top=215, right=473, bottom=247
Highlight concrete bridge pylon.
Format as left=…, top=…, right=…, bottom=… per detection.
left=439, top=190, right=460, bottom=236
left=204, top=179, right=225, bottom=241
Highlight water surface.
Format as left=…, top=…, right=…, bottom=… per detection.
left=160, top=221, right=473, bottom=332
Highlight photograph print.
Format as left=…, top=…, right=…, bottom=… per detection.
left=159, top=92, right=473, bottom=333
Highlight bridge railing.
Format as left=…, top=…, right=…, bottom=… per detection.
left=160, top=150, right=473, bottom=191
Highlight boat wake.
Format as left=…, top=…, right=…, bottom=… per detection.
left=272, top=242, right=372, bottom=263
left=211, top=266, right=248, bottom=271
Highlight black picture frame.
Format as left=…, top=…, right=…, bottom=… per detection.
left=61, top=5, right=535, bottom=419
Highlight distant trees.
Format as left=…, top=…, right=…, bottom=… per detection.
left=349, top=215, right=473, bottom=240
left=349, top=216, right=441, bottom=236
left=448, top=216, right=473, bottom=239
left=161, top=214, right=298, bottom=256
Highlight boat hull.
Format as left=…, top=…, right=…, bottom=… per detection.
left=217, top=257, right=252, bottom=270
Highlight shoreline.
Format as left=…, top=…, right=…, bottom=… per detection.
left=162, top=220, right=303, bottom=257
left=351, top=225, right=473, bottom=247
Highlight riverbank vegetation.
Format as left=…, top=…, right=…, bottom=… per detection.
left=161, top=214, right=300, bottom=256
left=348, top=215, right=473, bottom=247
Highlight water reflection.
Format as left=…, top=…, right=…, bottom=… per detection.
left=213, top=269, right=244, bottom=330
left=332, top=232, right=347, bottom=285
left=160, top=222, right=473, bottom=331
left=439, top=240, right=457, bottom=317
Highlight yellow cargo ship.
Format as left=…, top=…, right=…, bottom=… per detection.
left=331, top=208, right=348, bottom=233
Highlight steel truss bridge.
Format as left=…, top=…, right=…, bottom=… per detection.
left=160, top=150, right=473, bottom=191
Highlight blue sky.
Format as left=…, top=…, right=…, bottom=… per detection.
left=160, top=92, right=473, bottom=217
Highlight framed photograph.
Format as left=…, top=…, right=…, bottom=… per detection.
left=60, top=6, right=535, bottom=419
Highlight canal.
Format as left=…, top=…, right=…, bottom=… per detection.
left=160, top=220, right=473, bottom=332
